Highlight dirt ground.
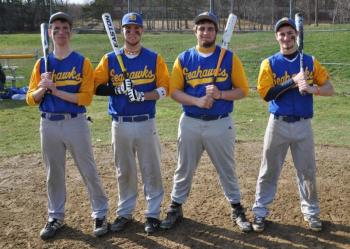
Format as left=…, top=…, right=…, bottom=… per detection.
left=0, top=141, right=349, bottom=249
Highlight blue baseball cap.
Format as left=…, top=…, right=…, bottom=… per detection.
left=194, top=11, right=218, bottom=27
left=274, top=17, right=296, bottom=32
left=122, top=12, right=143, bottom=27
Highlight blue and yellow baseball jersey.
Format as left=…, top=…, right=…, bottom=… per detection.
left=94, top=47, right=169, bottom=116
left=169, top=45, right=249, bottom=116
left=26, top=51, right=94, bottom=113
left=257, top=52, right=329, bottom=117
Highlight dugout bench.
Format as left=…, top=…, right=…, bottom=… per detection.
left=0, top=51, right=38, bottom=88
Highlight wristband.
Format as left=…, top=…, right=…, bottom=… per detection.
left=314, top=86, right=320, bottom=95
left=155, top=87, right=166, bottom=100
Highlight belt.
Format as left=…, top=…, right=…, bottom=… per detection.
left=273, top=115, right=310, bottom=123
left=185, top=113, right=229, bottom=121
left=41, top=113, right=78, bottom=121
left=113, top=114, right=155, bottom=122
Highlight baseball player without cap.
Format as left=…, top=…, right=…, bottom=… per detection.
left=194, top=11, right=218, bottom=26
left=122, top=12, right=143, bottom=27
left=274, top=17, right=296, bottom=32
left=49, top=12, right=73, bottom=26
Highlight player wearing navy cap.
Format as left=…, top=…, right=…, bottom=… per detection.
left=94, top=12, right=169, bottom=234
left=160, top=12, right=251, bottom=232
left=27, top=12, right=109, bottom=239
left=251, top=17, right=334, bottom=232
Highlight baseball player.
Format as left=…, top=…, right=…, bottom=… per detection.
left=26, top=12, right=109, bottom=239
left=252, top=17, right=334, bottom=232
left=94, top=12, right=169, bottom=234
left=160, top=12, right=251, bottom=232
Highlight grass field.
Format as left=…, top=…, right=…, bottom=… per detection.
left=0, top=26, right=349, bottom=157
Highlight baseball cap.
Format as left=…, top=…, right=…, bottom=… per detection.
left=49, top=12, right=73, bottom=27
left=122, top=12, right=143, bottom=27
left=274, top=17, right=296, bottom=32
left=194, top=11, right=218, bottom=27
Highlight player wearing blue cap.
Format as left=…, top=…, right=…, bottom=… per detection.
left=160, top=12, right=251, bottom=232
left=94, top=12, right=169, bottom=234
left=27, top=12, right=109, bottom=239
left=252, top=17, right=334, bottom=232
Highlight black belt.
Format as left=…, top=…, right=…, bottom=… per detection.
left=113, top=114, right=155, bottom=122
left=185, top=113, right=229, bottom=121
left=41, top=113, right=78, bottom=121
left=274, top=115, right=310, bottom=123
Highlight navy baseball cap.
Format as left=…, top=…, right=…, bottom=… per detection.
left=194, top=11, right=218, bottom=26
left=49, top=12, right=73, bottom=27
left=122, top=12, right=143, bottom=27
left=274, top=17, right=296, bottom=32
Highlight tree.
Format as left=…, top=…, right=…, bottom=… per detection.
left=314, top=0, right=318, bottom=26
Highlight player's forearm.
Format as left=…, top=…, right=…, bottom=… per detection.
left=264, top=79, right=296, bottom=101
left=51, top=89, right=79, bottom=104
left=316, top=81, right=334, bottom=96
left=31, top=87, right=47, bottom=104
left=95, top=84, right=116, bottom=96
left=171, top=89, right=199, bottom=106
left=144, top=90, right=161, bottom=100
left=220, top=88, right=245, bottom=101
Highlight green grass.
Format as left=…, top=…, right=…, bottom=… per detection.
left=1, top=25, right=349, bottom=157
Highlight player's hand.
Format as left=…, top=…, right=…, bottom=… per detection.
left=293, top=72, right=310, bottom=94
left=115, top=78, right=133, bottom=95
left=205, top=85, right=221, bottom=99
left=127, top=88, right=145, bottom=102
left=40, top=72, right=54, bottom=94
left=39, top=75, right=57, bottom=94
left=196, top=95, right=214, bottom=109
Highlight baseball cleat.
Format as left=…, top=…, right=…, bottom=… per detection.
left=304, top=216, right=322, bottom=232
left=231, top=205, right=252, bottom=232
left=252, top=216, right=266, bottom=232
left=93, top=216, right=108, bottom=237
left=144, top=217, right=161, bottom=234
left=110, top=216, right=131, bottom=232
left=40, top=218, right=64, bottom=240
left=160, top=205, right=183, bottom=230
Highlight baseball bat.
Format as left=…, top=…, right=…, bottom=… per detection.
left=295, top=13, right=306, bottom=95
left=295, top=13, right=304, bottom=73
left=40, top=23, right=49, bottom=72
left=212, top=13, right=237, bottom=84
left=102, top=13, right=129, bottom=80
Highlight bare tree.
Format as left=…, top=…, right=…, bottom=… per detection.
left=314, top=0, right=318, bottom=26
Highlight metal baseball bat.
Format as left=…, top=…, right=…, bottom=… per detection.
left=295, top=13, right=307, bottom=95
left=102, top=13, right=129, bottom=80
left=295, top=13, right=304, bottom=74
left=40, top=23, right=49, bottom=72
left=212, top=13, right=237, bottom=84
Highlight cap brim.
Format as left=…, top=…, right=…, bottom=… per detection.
left=122, top=22, right=143, bottom=27
left=275, top=21, right=296, bottom=32
left=49, top=13, right=72, bottom=26
left=194, top=15, right=217, bottom=25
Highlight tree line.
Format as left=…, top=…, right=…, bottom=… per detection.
left=0, top=0, right=349, bottom=33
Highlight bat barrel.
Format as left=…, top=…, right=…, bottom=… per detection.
left=295, top=13, right=304, bottom=52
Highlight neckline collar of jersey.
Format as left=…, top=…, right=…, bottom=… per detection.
left=196, top=45, right=216, bottom=54
left=53, top=50, right=73, bottom=60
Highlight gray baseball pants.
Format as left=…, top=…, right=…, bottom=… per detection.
left=41, top=114, right=109, bottom=221
left=253, top=114, right=320, bottom=219
left=111, top=118, right=164, bottom=219
left=171, top=113, right=241, bottom=205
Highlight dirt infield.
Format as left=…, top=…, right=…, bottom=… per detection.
left=1, top=141, right=349, bottom=249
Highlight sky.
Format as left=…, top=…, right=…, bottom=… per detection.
left=66, top=0, right=91, bottom=5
